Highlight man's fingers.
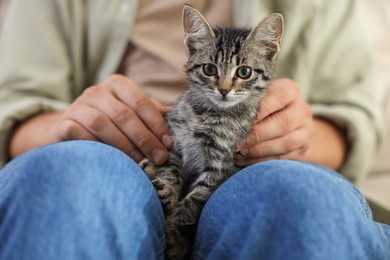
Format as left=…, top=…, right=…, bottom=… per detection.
left=234, top=148, right=308, bottom=167
left=234, top=126, right=312, bottom=166
left=104, top=75, right=173, bottom=149
left=64, top=103, right=145, bottom=162
left=150, top=98, right=173, bottom=115
left=238, top=101, right=312, bottom=150
left=58, top=119, right=98, bottom=141
left=256, top=78, right=300, bottom=121
left=57, top=75, right=172, bottom=165
left=84, top=89, right=170, bottom=165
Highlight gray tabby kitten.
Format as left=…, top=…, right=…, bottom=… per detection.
left=140, top=5, right=283, bottom=260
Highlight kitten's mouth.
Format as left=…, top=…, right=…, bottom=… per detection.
left=220, top=96, right=233, bottom=103
left=212, top=95, right=241, bottom=108
left=210, top=90, right=240, bottom=107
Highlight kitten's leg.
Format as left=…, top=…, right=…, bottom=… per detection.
left=170, top=184, right=212, bottom=226
left=174, top=168, right=228, bottom=225
left=165, top=170, right=226, bottom=259
left=138, top=153, right=183, bottom=214
left=165, top=216, right=193, bottom=260
left=138, top=158, right=157, bottom=180
left=153, top=152, right=184, bottom=215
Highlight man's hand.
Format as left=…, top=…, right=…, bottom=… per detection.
left=9, top=74, right=173, bottom=165
left=235, top=78, right=346, bottom=170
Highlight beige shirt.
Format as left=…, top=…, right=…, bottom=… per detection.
left=118, top=0, right=232, bottom=105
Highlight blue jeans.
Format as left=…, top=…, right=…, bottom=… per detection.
left=0, top=141, right=389, bottom=259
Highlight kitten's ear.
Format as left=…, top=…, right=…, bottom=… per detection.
left=247, top=13, right=284, bottom=61
left=182, top=4, right=215, bottom=55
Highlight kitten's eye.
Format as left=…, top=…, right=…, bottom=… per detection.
left=203, top=64, right=218, bottom=76
left=236, top=66, right=252, bottom=79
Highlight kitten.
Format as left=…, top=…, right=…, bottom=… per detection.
left=140, top=5, right=283, bottom=260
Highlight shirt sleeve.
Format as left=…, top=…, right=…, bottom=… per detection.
left=305, top=0, right=383, bottom=184
left=244, top=0, right=383, bottom=183
left=0, top=0, right=73, bottom=167
left=0, top=0, right=141, bottom=168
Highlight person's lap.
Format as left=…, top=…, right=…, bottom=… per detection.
left=0, top=141, right=389, bottom=259
left=195, top=160, right=390, bottom=259
left=0, top=140, right=165, bottom=259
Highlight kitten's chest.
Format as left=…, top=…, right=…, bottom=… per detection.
left=173, top=113, right=252, bottom=165
left=195, top=115, right=248, bottom=145
left=168, top=98, right=257, bottom=175
left=171, top=115, right=242, bottom=150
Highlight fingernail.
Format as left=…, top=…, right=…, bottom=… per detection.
left=234, top=150, right=247, bottom=160
left=162, top=135, right=173, bottom=148
left=239, top=149, right=248, bottom=157
left=152, top=148, right=166, bottom=165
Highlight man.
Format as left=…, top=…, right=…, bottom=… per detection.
left=0, top=0, right=388, bottom=259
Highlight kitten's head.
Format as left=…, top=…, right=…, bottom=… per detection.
left=182, top=5, right=283, bottom=108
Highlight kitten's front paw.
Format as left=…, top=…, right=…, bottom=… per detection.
left=165, top=217, right=192, bottom=260
left=152, top=178, right=179, bottom=214
left=138, top=158, right=157, bottom=179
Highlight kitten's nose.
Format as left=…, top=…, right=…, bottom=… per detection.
left=218, top=88, right=230, bottom=97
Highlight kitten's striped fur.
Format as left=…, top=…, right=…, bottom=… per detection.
left=140, top=5, right=283, bottom=259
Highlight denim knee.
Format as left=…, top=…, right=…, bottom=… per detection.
left=0, top=141, right=153, bottom=206
left=0, top=141, right=166, bottom=260
left=2, top=140, right=142, bottom=182
left=232, top=160, right=371, bottom=218
left=202, top=159, right=372, bottom=227
left=195, top=160, right=378, bottom=260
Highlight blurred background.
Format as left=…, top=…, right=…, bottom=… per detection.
left=360, top=0, right=390, bottom=224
